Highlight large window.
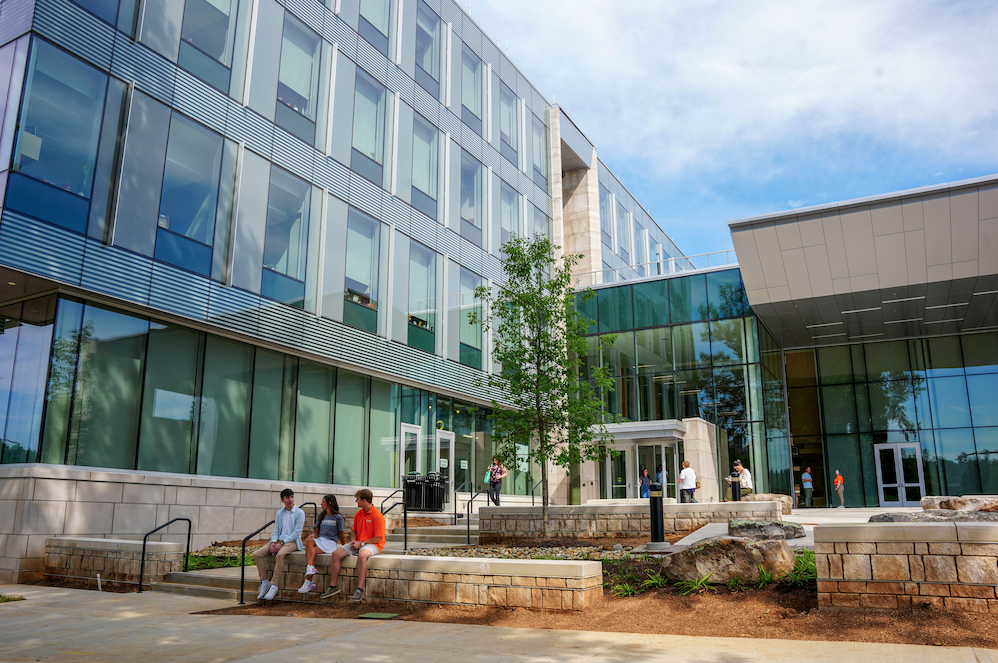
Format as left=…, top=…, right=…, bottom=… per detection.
left=531, top=204, right=550, bottom=240
left=499, top=180, right=519, bottom=247
left=411, top=113, right=438, bottom=220
left=531, top=113, right=548, bottom=191
left=599, top=184, right=612, bottom=248
left=155, top=114, right=224, bottom=276
left=499, top=81, right=517, bottom=165
left=414, top=0, right=440, bottom=98
left=459, top=268, right=483, bottom=369
left=276, top=15, right=321, bottom=143
left=9, top=40, right=108, bottom=234
left=343, top=207, right=381, bottom=333
left=359, top=0, right=391, bottom=56
left=178, top=0, right=239, bottom=91
left=351, top=68, right=388, bottom=185
left=408, top=242, right=437, bottom=353
left=262, top=168, right=311, bottom=307
left=633, top=220, right=646, bottom=275
left=461, top=43, right=483, bottom=135
left=616, top=201, right=630, bottom=262
left=460, top=150, right=483, bottom=247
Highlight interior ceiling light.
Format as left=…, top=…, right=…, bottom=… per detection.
left=973, top=290, right=998, bottom=296
left=805, top=321, right=843, bottom=328
left=883, top=318, right=923, bottom=325
left=6, top=282, right=14, bottom=286
left=841, top=306, right=881, bottom=314
left=882, top=296, right=925, bottom=303
left=850, top=332, right=884, bottom=339
left=924, top=302, right=969, bottom=309
left=811, top=332, right=847, bottom=339
left=924, top=318, right=963, bottom=324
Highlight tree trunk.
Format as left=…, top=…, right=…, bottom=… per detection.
left=541, top=455, right=549, bottom=538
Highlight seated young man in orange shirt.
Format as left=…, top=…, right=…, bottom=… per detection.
left=325, top=488, right=385, bottom=601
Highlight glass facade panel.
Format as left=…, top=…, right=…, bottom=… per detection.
left=531, top=113, right=547, bottom=191
left=602, top=332, right=635, bottom=376
left=263, top=167, right=310, bottom=304
left=136, top=322, right=202, bottom=474
left=868, top=379, right=918, bottom=431
left=414, top=0, right=440, bottom=96
left=295, top=359, right=334, bottom=484
left=962, top=333, right=998, bottom=374
left=615, top=202, right=629, bottom=261
left=968, top=373, right=998, bottom=426
left=531, top=205, right=549, bottom=240
left=708, top=317, right=746, bottom=365
left=343, top=207, right=381, bottom=332
left=672, top=322, right=711, bottom=370
left=706, top=269, right=749, bottom=318
left=1, top=298, right=56, bottom=464
left=935, top=428, right=981, bottom=495
left=635, top=328, right=671, bottom=374
left=927, top=376, right=972, bottom=428
left=179, top=0, right=238, bottom=90
left=499, top=180, right=518, bottom=247
left=248, top=349, right=294, bottom=481
left=39, top=298, right=84, bottom=466
left=411, top=113, right=438, bottom=218
left=499, top=81, right=517, bottom=164
left=865, top=341, right=910, bottom=381
left=669, top=274, right=708, bottom=323
left=359, top=0, right=390, bottom=55
left=334, top=370, right=369, bottom=486
left=460, top=149, right=483, bottom=246
left=368, top=378, right=399, bottom=487
left=458, top=268, right=482, bottom=369
left=817, top=346, right=853, bottom=385
left=460, top=43, right=482, bottom=134
left=351, top=68, right=387, bottom=184
left=408, top=241, right=436, bottom=352
left=633, top=279, right=668, bottom=328
left=197, top=336, right=253, bottom=477
left=277, top=15, right=320, bottom=142
left=598, top=184, right=612, bottom=247
left=597, top=285, right=632, bottom=333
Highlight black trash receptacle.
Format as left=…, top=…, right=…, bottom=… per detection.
left=729, top=471, right=742, bottom=501
left=425, top=472, right=446, bottom=512
left=402, top=473, right=425, bottom=510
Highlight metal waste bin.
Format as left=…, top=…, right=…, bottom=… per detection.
left=424, top=472, right=446, bottom=512
left=729, top=471, right=742, bottom=501
left=402, top=473, right=425, bottom=510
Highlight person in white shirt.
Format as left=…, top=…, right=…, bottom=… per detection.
left=678, top=461, right=697, bottom=503
left=724, top=459, right=753, bottom=501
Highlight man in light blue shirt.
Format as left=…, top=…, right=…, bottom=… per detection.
left=801, top=467, right=813, bottom=508
left=253, top=488, right=305, bottom=601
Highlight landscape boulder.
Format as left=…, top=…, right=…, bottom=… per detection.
left=740, top=493, right=793, bottom=515
left=658, top=536, right=795, bottom=584
left=728, top=518, right=805, bottom=540
left=870, top=510, right=998, bottom=523
left=920, top=496, right=998, bottom=511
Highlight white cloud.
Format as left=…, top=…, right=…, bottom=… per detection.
left=468, top=0, right=998, bottom=251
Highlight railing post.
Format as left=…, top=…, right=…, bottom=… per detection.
left=240, top=519, right=275, bottom=605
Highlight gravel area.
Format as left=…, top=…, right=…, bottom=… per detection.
left=406, top=545, right=636, bottom=560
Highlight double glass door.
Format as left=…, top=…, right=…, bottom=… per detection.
left=874, top=442, right=925, bottom=507
left=606, top=443, right=677, bottom=499
left=401, top=424, right=454, bottom=507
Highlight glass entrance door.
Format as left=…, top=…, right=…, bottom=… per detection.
left=636, top=445, right=662, bottom=497
left=610, top=450, right=628, bottom=498
left=874, top=442, right=925, bottom=507
left=402, top=423, right=421, bottom=477
left=436, top=429, right=454, bottom=506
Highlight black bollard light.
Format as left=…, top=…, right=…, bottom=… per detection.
left=730, top=471, right=742, bottom=501
left=647, top=482, right=668, bottom=551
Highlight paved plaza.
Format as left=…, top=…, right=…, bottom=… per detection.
left=0, top=583, right=993, bottom=662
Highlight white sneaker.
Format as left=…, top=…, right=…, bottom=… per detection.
left=264, top=584, right=279, bottom=601
left=305, top=564, right=318, bottom=576
left=256, top=579, right=271, bottom=600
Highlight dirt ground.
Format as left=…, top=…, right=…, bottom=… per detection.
left=199, top=542, right=998, bottom=649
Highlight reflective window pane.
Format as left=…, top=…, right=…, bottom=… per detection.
left=411, top=113, right=438, bottom=207
left=277, top=15, right=320, bottom=141
left=602, top=332, right=635, bottom=376
left=633, top=280, right=668, bottom=329
left=635, top=328, right=671, bottom=374
left=499, top=81, right=517, bottom=163
left=351, top=68, right=387, bottom=184
left=458, top=267, right=482, bottom=369
left=368, top=379, right=399, bottom=487
left=597, top=285, right=632, bottom=333
left=460, top=43, right=482, bottom=128
left=263, top=168, right=310, bottom=283
left=669, top=274, right=708, bottom=323
left=927, top=376, right=972, bottom=428
left=598, top=184, right=612, bottom=247
left=248, top=349, right=295, bottom=481
left=706, top=269, right=749, bottom=318
left=460, top=150, right=483, bottom=246
left=197, top=335, right=253, bottom=477
left=295, top=359, right=334, bottom=483
left=499, top=180, right=518, bottom=247
left=935, top=428, right=981, bottom=495
left=865, top=341, right=910, bottom=381
left=359, top=0, right=390, bottom=55
left=672, top=323, right=711, bottom=370
left=531, top=113, right=547, bottom=190
left=334, top=370, right=369, bottom=485
left=343, top=207, right=381, bottom=332
left=414, top=0, right=440, bottom=85
left=1, top=298, right=56, bottom=464
left=968, top=373, right=998, bottom=426
left=962, top=333, right=998, bottom=374
left=615, top=202, right=629, bottom=261
left=408, top=242, right=437, bottom=351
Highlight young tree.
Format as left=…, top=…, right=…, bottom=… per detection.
left=473, top=235, right=616, bottom=536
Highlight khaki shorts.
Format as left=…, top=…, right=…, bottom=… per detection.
left=345, top=543, right=380, bottom=557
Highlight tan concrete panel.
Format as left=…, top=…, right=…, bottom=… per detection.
left=63, top=502, right=114, bottom=535
left=75, top=481, right=123, bottom=503
left=803, top=245, right=834, bottom=297
left=797, top=213, right=825, bottom=247
left=950, top=188, right=980, bottom=263
left=922, top=193, right=953, bottom=266
left=840, top=207, right=878, bottom=277
left=32, top=479, right=77, bottom=502
left=902, top=198, right=925, bottom=230
left=980, top=183, right=998, bottom=220
left=953, top=260, right=979, bottom=280
left=981, top=216, right=998, bottom=275
left=956, top=522, right=998, bottom=543
left=874, top=233, right=908, bottom=288
left=782, top=247, right=813, bottom=299
left=20, top=501, right=67, bottom=535
left=821, top=212, right=849, bottom=280
left=775, top=220, right=802, bottom=250
left=927, top=263, right=954, bottom=283
left=814, top=522, right=957, bottom=542
left=904, top=229, right=928, bottom=283
left=121, top=483, right=165, bottom=504
left=110, top=503, right=158, bottom=534
left=871, top=200, right=903, bottom=236
left=753, top=224, right=789, bottom=288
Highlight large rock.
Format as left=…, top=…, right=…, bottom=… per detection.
left=870, top=510, right=998, bottom=523
left=659, top=536, right=795, bottom=584
left=921, top=496, right=998, bottom=511
left=728, top=518, right=805, bottom=540
left=740, top=493, right=794, bottom=515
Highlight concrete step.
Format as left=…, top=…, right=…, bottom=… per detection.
left=163, top=571, right=248, bottom=591
left=150, top=581, right=254, bottom=602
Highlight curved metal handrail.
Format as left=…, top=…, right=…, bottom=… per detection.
left=239, top=520, right=275, bottom=604
left=466, top=488, right=487, bottom=545
left=380, top=489, right=408, bottom=551
left=137, top=518, right=191, bottom=593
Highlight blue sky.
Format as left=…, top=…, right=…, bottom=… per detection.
left=467, top=0, right=998, bottom=257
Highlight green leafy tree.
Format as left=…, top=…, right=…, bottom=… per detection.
left=473, top=235, right=616, bottom=536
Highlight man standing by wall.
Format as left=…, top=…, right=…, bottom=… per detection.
left=801, top=467, right=813, bottom=508
left=253, top=488, right=304, bottom=601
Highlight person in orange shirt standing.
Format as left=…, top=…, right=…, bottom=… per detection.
left=834, top=469, right=845, bottom=508
left=327, top=488, right=385, bottom=602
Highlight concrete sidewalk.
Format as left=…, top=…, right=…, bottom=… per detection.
left=0, top=583, right=993, bottom=662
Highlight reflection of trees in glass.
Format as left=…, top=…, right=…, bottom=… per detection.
left=867, top=372, right=924, bottom=432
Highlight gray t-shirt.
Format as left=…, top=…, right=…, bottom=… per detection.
left=316, top=513, right=346, bottom=541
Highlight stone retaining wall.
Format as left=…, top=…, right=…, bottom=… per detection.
left=44, top=537, right=184, bottom=587
left=478, top=502, right=782, bottom=542
left=815, top=523, right=998, bottom=612
left=262, top=551, right=602, bottom=611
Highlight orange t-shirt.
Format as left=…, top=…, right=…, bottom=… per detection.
left=834, top=474, right=844, bottom=487
left=352, top=506, right=386, bottom=552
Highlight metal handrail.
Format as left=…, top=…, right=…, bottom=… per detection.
left=466, top=488, right=487, bottom=545
left=530, top=479, right=543, bottom=506
left=137, top=518, right=191, bottom=593
left=380, top=489, right=408, bottom=551
left=572, top=249, right=738, bottom=287
left=299, top=502, right=318, bottom=524
left=239, top=519, right=275, bottom=604
left=453, top=480, right=472, bottom=525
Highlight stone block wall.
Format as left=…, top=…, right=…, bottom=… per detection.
left=44, top=537, right=184, bottom=587
left=815, top=523, right=998, bottom=613
left=262, top=551, right=602, bottom=611
left=0, top=464, right=534, bottom=583
left=478, top=502, right=782, bottom=543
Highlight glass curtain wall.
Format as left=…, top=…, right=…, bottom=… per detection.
left=276, top=14, right=321, bottom=143
left=458, top=268, right=483, bottom=369
left=531, top=113, right=547, bottom=191
left=499, top=81, right=517, bottom=165
left=343, top=207, right=381, bottom=333
left=359, top=0, right=391, bottom=56
left=460, top=43, right=483, bottom=135
left=407, top=241, right=437, bottom=353
left=178, top=0, right=239, bottom=91
left=615, top=202, right=629, bottom=263
left=598, top=184, right=612, bottom=249
left=411, top=113, right=438, bottom=219
left=262, top=167, right=311, bottom=307
left=414, top=0, right=441, bottom=97
left=460, top=150, right=483, bottom=247
left=499, top=180, right=519, bottom=247
left=0, top=294, right=508, bottom=490
left=351, top=68, right=388, bottom=185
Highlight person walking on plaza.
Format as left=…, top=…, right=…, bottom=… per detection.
left=327, top=489, right=385, bottom=602
left=639, top=468, right=651, bottom=498
left=253, top=488, right=305, bottom=601
left=801, top=467, right=814, bottom=508
left=724, top=460, right=753, bottom=501
left=678, top=461, right=697, bottom=503
left=487, top=457, right=507, bottom=506
left=834, top=469, right=845, bottom=508
left=299, top=494, right=346, bottom=595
